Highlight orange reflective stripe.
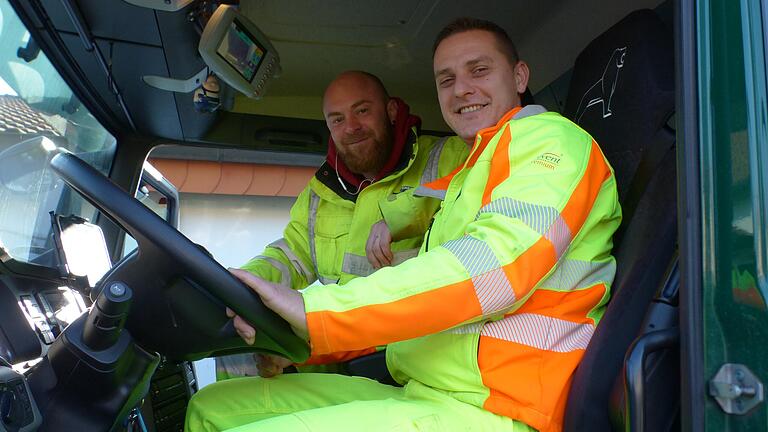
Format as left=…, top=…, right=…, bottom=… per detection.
left=482, top=124, right=512, bottom=206
left=306, top=279, right=482, bottom=355
left=419, top=163, right=461, bottom=192
left=475, top=107, right=519, bottom=146
left=465, top=107, right=521, bottom=169
left=476, top=285, right=609, bottom=431
left=420, top=106, right=522, bottom=195
left=494, top=141, right=611, bottom=300
left=502, top=237, right=557, bottom=300
left=561, top=141, right=612, bottom=233
left=472, top=139, right=613, bottom=431
left=470, top=144, right=611, bottom=307
left=480, top=339, right=581, bottom=432
left=300, top=347, right=377, bottom=366
left=515, top=283, right=608, bottom=324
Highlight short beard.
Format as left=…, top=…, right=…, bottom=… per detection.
left=338, top=127, right=394, bottom=178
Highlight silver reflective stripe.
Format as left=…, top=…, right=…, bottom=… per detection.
left=446, top=321, right=484, bottom=335
left=307, top=190, right=321, bottom=281
left=341, top=248, right=420, bottom=277
left=481, top=313, right=594, bottom=352
left=306, top=191, right=341, bottom=285
left=412, top=185, right=446, bottom=200
left=512, top=104, right=547, bottom=120
left=539, top=259, right=616, bottom=291
left=254, top=255, right=292, bottom=287
left=477, top=198, right=572, bottom=258
left=420, top=136, right=449, bottom=185
left=268, top=238, right=316, bottom=283
left=443, top=235, right=515, bottom=315
left=412, top=137, right=449, bottom=200
left=393, top=248, right=420, bottom=263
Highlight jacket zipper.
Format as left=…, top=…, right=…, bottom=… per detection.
left=424, top=218, right=435, bottom=252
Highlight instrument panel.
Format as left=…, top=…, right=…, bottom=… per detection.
left=0, top=366, right=41, bottom=432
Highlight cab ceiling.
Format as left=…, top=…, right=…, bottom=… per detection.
left=236, top=0, right=666, bottom=128
left=15, top=0, right=665, bottom=142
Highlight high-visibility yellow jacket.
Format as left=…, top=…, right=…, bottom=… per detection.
left=301, top=106, right=621, bottom=432
left=242, top=129, right=469, bottom=289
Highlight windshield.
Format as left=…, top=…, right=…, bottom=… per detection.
left=0, top=1, right=116, bottom=267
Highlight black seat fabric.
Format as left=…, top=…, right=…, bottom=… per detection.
left=564, top=9, right=674, bottom=207
left=570, top=142, right=677, bottom=431
left=561, top=9, right=677, bottom=432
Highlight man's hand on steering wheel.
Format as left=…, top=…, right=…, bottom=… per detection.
left=227, top=269, right=309, bottom=342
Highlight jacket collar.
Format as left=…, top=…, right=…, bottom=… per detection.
left=325, top=97, right=421, bottom=191
left=463, top=106, right=523, bottom=169
left=315, top=128, right=418, bottom=202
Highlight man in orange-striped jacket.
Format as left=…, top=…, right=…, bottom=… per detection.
left=186, top=17, right=621, bottom=432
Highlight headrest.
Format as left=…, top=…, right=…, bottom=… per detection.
left=564, top=9, right=674, bottom=201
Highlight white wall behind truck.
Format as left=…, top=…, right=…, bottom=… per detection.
left=178, top=193, right=296, bottom=268
left=177, top=192, right=296, bottom=389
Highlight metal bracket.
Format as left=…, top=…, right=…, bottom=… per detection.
left=142, top=67, right=208, bottom=93
left=709, top=363, right=764, bottom=415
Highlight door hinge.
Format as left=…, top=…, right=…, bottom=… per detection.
left=709, top=363, right=764, bottom=415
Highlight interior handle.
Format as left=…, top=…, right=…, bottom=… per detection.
left=623, top=327, right=680, bottom=431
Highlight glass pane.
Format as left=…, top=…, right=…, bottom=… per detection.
left=0, top=1, right=116, bottom=268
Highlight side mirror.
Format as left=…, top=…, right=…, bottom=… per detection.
left=53, top=214, right=112, bottom=291
left=120, top=162, right=180, bottom=260
left=139, top=161, right=180, bottom=228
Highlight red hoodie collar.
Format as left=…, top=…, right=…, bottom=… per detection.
left=326, top=97, right=421, bottom=190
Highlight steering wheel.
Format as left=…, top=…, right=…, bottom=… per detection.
left=50, top=151, right=310, bottom=362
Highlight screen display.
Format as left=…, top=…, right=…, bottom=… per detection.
left=216, top=19, right=267, bottom=83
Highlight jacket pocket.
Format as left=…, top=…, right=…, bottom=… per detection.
left=312, top=214, right=351, bottom=283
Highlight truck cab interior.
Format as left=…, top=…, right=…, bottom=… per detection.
left=0, top=0, right=742, bottom=431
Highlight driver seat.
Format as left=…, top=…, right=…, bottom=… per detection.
left=561, top=9, right=678, bottom=431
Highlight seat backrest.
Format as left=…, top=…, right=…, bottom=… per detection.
left=561, top=9, right=677, bottom=431
left=563, top=8, right=674, bottom=226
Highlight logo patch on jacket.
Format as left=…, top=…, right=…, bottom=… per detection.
left=531, top=152, right=562, bottom=170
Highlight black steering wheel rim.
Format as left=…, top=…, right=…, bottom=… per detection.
left=50, top=151, right=310, bottom=362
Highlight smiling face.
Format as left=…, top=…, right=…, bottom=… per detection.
left=322, top=72, right=397, bottom=179
left=433, top=30, right=529, bottom=144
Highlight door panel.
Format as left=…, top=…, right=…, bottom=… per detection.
left=697, top=0, right=768, bottom=428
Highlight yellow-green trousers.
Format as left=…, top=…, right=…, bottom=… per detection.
left=185, top=373, right=532, bottom=431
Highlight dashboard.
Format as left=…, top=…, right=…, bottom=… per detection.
left=0, top=277, right=86, bottom=432
left=0, top=275, right=198, bottom=432
left=17, top=288, right=87, bottom=348
left=0, top=366, right=41, bottom=432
